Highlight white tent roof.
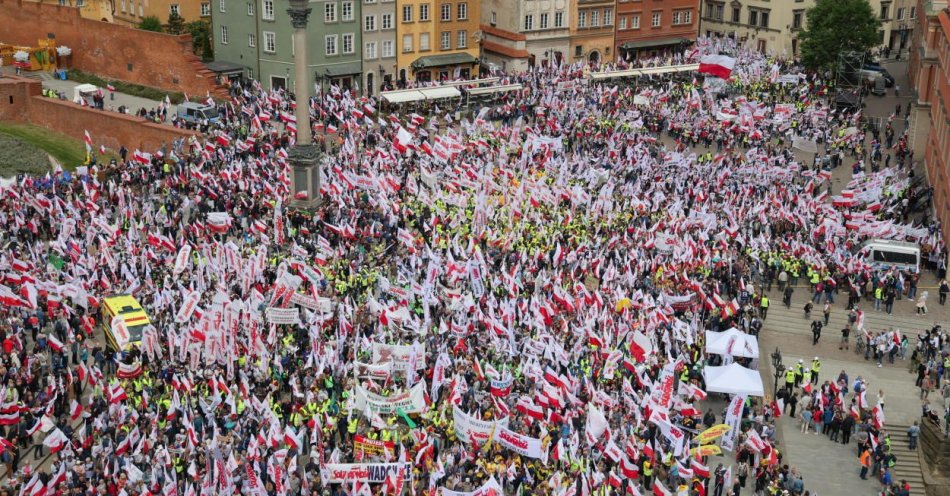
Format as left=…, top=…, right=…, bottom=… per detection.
left=381, top=90, right=425, bottom=104
left=705, top=328, right=759, bottom=358
left=419, top=86, right=462, bottom=100
left=703, top=363, right=764, bottom=396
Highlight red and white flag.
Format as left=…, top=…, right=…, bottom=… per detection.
left=698, top=54, right=737, bottom=79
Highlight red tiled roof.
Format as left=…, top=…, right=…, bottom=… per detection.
left=482, top=40, right=530, bottom=59
left=480, top=24, right=526, bottom=42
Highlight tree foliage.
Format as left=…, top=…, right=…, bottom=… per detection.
left=166, top=11, right=186, bottom=34
left=137, top=16, right=164, bottom=32
left=185, top=20, right=214, bottom=60
left=798, top=0, right=881, bottom=71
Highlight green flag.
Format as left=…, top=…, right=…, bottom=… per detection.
left=396, top=407, right=416, bottom=429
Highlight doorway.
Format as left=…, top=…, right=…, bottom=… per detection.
left=270, top=75, right=287, bottom=91
left=366, top=72, right=374, bottom=96
left=588, top=50, right=600, bottom=64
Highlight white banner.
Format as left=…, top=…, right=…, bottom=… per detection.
left=353, top=382, right=427, bottom=415
left=355, top=361, right=393, bottom=380
left=320, top=463, right=411, bottom=484
left=265, top=307, right=300, bottom=325
left=175, top=291, right=200, bottom=323
left=721, top=394, right=747, bottom=452
left=371, top=343, right=426, bottom=371
left=440, top=476, right=505, bottom=496
left=493, top=426, right=544, bottom=459
left=453, top=406, right=509, bottom=445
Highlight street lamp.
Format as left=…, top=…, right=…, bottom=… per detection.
left=287, top=0, right=321, bottom=208
left=771, top=347, right=785, bottom=393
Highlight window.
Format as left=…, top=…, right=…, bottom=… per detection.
left=200, top=3, right=210, bottom=15
left=456, top=29, right=466, bottom=48
left=402, top=5, right=412, bottom=22
left=673, top=11, right=680, bottom=24
left=365, top=41, right=377, bottom=58
left=714, top=4, right=723, bottom=20
left=792, top=10, right=803, bottom=29
left=619, top=16, right=627, bottom=29
left=248, top=33, right=256, bottom=47
left=420, top=32, right=430, bottom=50
left=577, top=11, right=585, bottom=27
left=457, top=2, right=466, bottom=20
left=420, top=3, right=429, bottom=21
left=441, top=3, right=450, bottom=21
left=604, top=9, right=612, bottom=25
left=491, top=11, right=497, bottom=25
left=759, top=11, right=768, bottom=27
left=365, top=0, right=375, bottom=3
left=365, top=15, right=376, bottom=30
left=652, top=11, right=660, bottom=27
left=554, top=11, right=563, bottom=27
left=264, top=31, right=276, bottom=52
left=382, top=40, right=394, bottom=57
left=381, top=14, right=393, bottom=29
left=748, top=9, right=757, bottom=26
left=402, top=34, right=413, bottom=51
left=440, top=31, right=451, bottom=49
left=325, top=2, right=336, bottom=22
left=731, top=6, right=740, bottom=22
left=219, top=0, right=225, bottom=12
left=343, top=33, right=354, bottom=53
left=220, top=25, right=229, bottom=44
left=575, top=45, right=582, bottom=57
left=540, top=13, right=549, bottom=29
left=247, top=2, right=254, bottom=15
left=590, top=11, right=599, bottom=27
left=76, top=0, right=84, bottom=8
left=910, top=6, right=916, bottom=18
left=342, top=1, right=353, bottom=20
left=170, top=4, right=179, bottom=15
left=880, top=3, right=889, bottom=20
left=325, top=34, right=338, bottom=55
left=120, top=0, right=125, bottom=12
left=896, top=7, right=904, bottom=20
left=683, top=10, right=691, bottom=23
left=524, top=14, right=534, bottom=30
left=139, top=3, right=143, bottom=15
left=262, top=0, right=273, bottom=19
left=631, top=14, right=639, bottom=28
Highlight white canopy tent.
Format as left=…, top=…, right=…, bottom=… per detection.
left=703, top=363, right=765, bottom=396
left=381, top=86, right=462, bottom=104
left=589, top=63, right=700, bottom=81
left=705, top=328, right=760, bottom=359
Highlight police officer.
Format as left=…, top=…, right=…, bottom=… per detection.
left=811, top=357, right=821, bottom=384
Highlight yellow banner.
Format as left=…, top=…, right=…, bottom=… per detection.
left=696, top=424, right=731, bottom=445
left=691, top=445, right=722, bottom=457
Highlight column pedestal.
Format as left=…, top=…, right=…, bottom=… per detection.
left=288, top=144, right=321, bottom=210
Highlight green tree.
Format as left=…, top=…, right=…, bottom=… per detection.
left=798, top=0, right=881, bottom=71
left=185, top=20, right=214, bottom=60
left=137, top=16, right=164, bottom=32
left=165, top=11, right=186, bottom=34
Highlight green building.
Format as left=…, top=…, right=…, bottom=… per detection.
left=213, top=0, right=363, bottom=92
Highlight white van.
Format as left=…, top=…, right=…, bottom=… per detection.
left=854, top=239, right=921, bottom=272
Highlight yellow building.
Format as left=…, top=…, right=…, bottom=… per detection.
left=113, top=0, right=211, bottom=27
left=395, top=0, right=481, bottom=82
left=570, top=0, right=616, bottom=64
left=22, top=0, right=113, bottom=22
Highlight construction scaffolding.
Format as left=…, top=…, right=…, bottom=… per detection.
left=833, top=50, right=866, bottom=111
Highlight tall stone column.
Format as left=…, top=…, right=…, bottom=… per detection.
left=287, top=0, right=321, bottom=209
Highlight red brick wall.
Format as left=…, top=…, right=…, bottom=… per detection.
left=25, top=96, right=199, bottom=152
left=0, top=76, right=41, bottom=122
left=0, top=0, right=225, bottom=97
left=615, top=0, right=699, bottom=53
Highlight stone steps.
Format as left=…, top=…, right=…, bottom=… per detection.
left=883, top=423, right=926, bottom=496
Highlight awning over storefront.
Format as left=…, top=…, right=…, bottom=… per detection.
left=619, top=37, right=692, bottom=50
left=323, top=62, right=363, bottom=77
left=411, top=53, right=478, bottom=70
left=206, top=60, right=245, bottom=74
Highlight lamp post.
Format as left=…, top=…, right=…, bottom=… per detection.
left=287, top=0, right=321, bottom=208
left=770, top=347, right=785, bottom=394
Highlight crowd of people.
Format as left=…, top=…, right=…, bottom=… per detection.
left=0, top=36, right=943, bottom=496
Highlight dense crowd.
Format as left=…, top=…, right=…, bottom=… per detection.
left=0, top=36, right=943, bottom=496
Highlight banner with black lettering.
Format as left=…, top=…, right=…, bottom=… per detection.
left=320, top=462, right=411, bottom=484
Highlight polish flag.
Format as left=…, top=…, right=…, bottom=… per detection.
left=83, top=130, right=93, bottom=148
left=284, top=426, right=302, bottom=450
left=43, top=428, right=69, bottom=453
left=653, top=480, right=673, bottom=496
left=47, top=335, right=65, bottom=353
left=620, top=456, right=639, bottom=478
left=629, top=332, right=654, bottom=362
left=691, top=458, right=710, bottom=478
left=133, top=150, right=152, bottom=164
left=70, top=400, right=83, bottom=421
left=698, top=54, right=737, bottom=79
